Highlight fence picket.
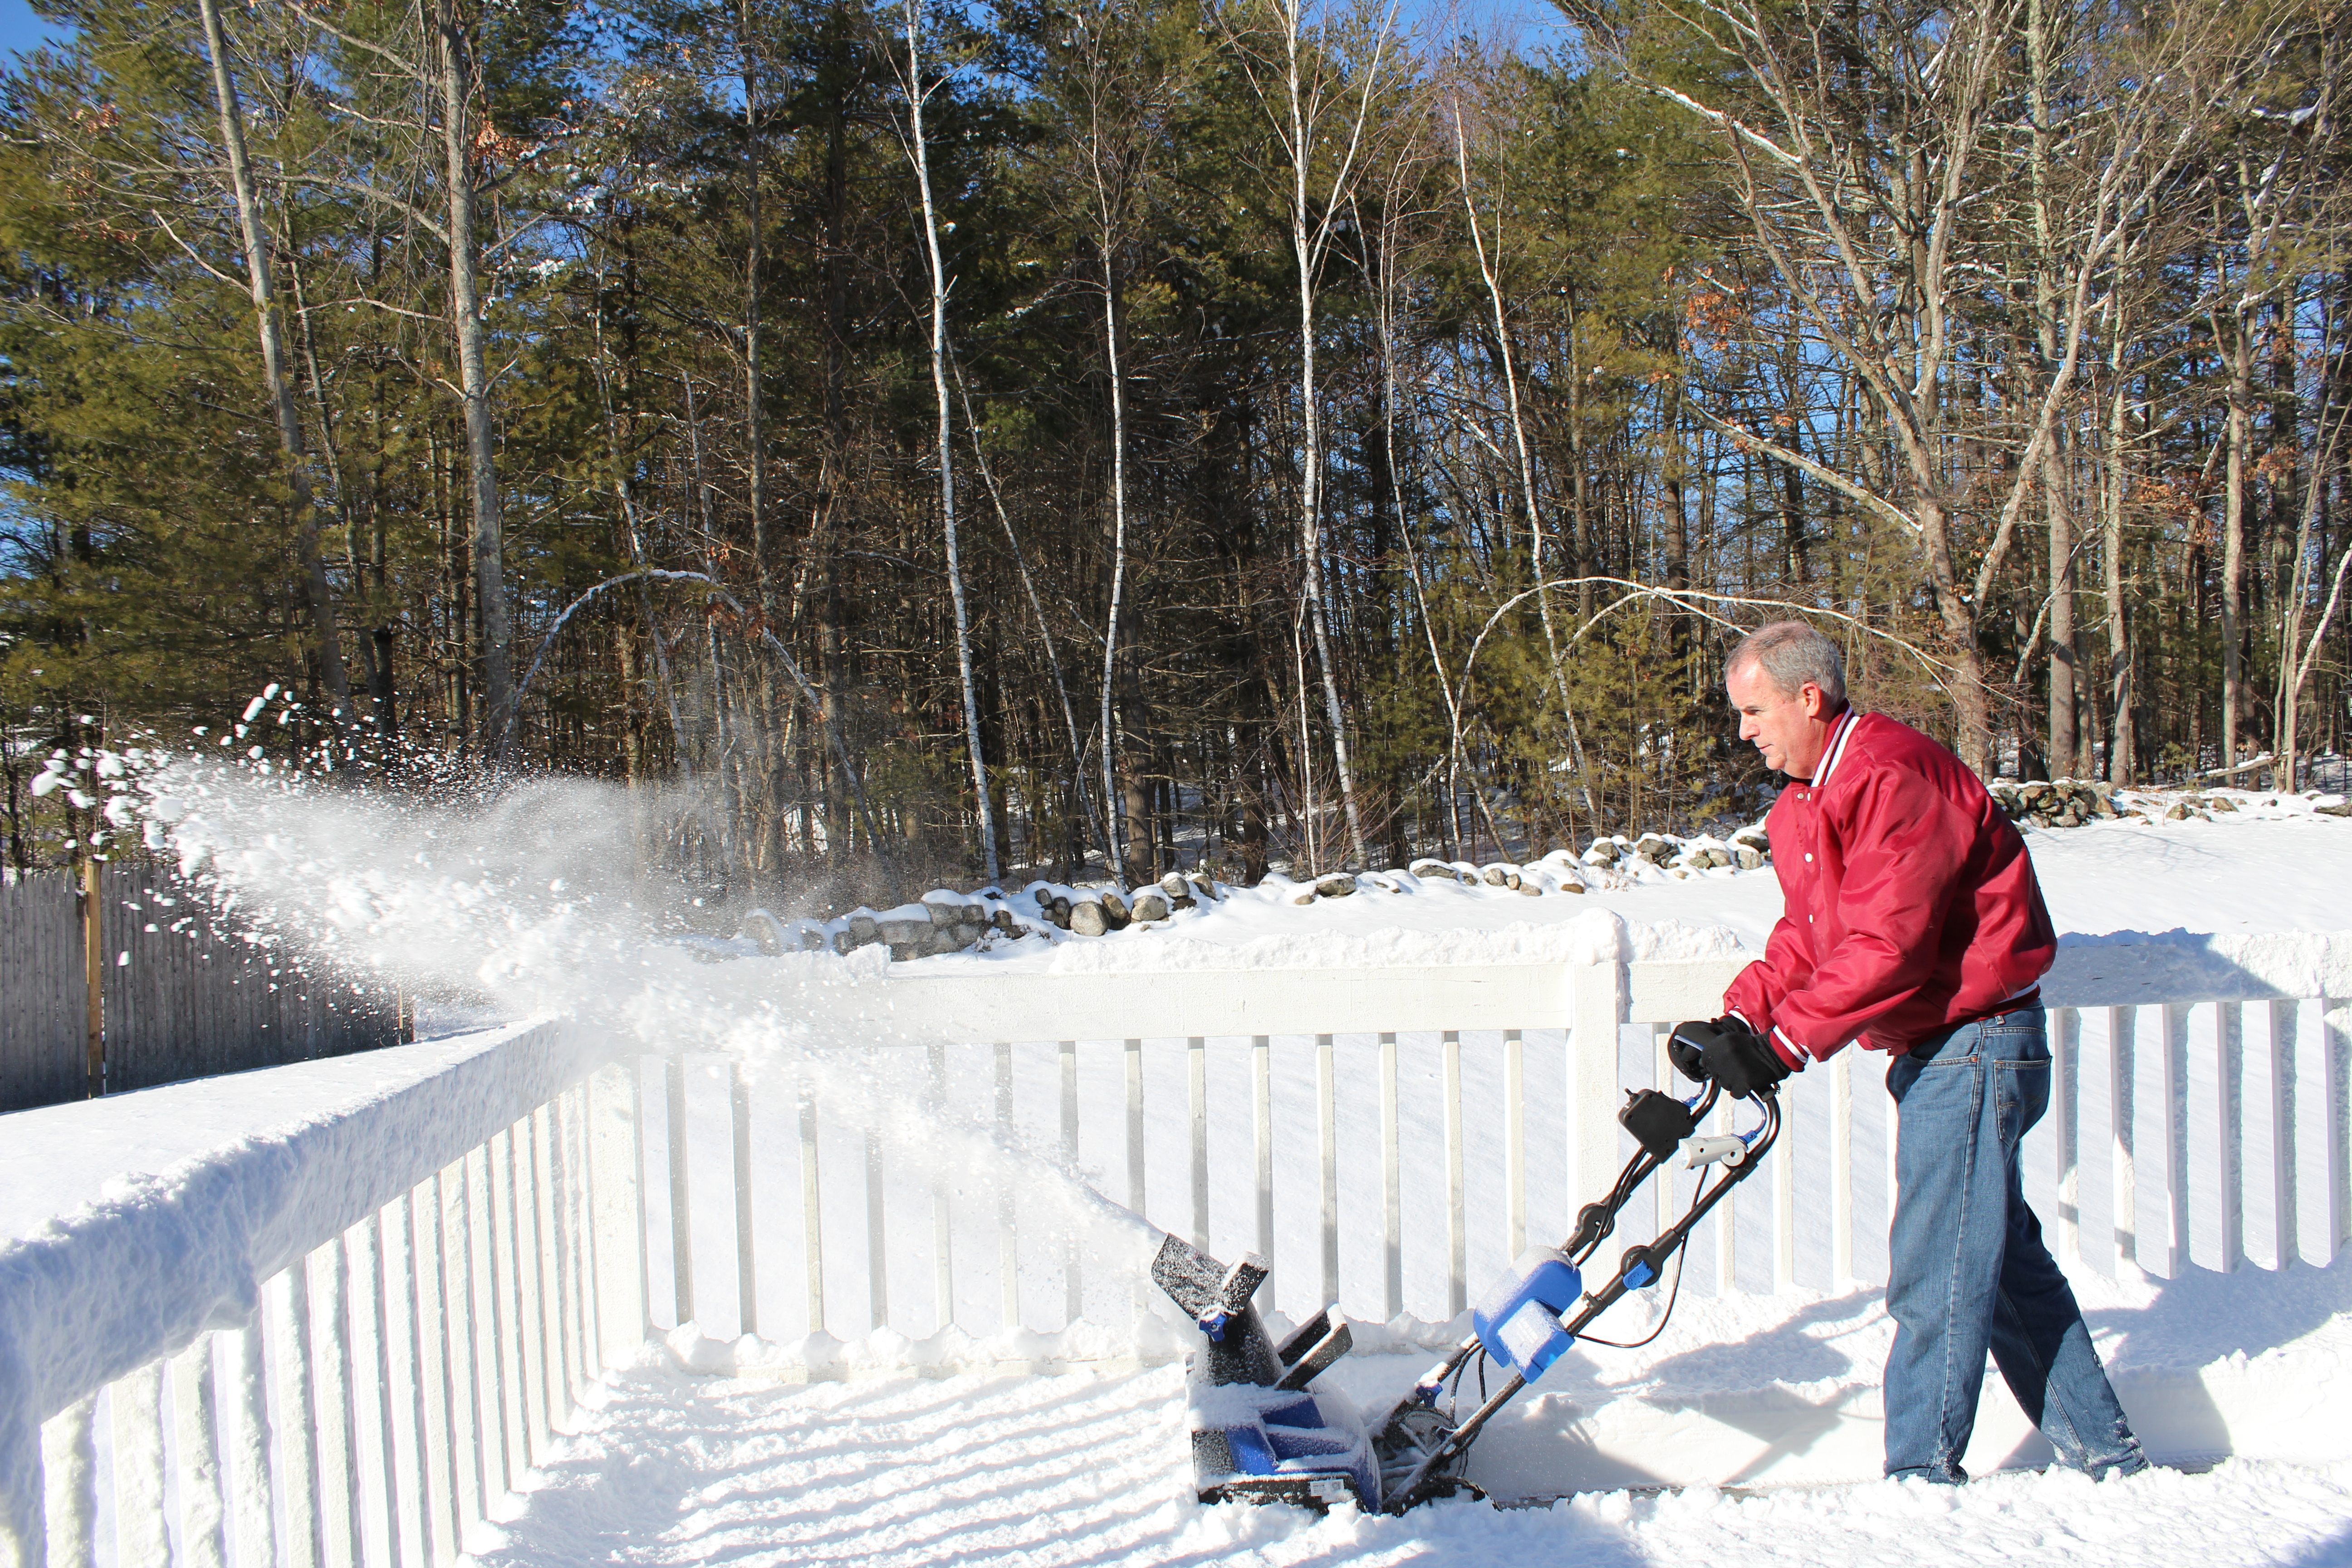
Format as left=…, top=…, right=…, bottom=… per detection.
left=1379, top=1033, right=1402, bottom=1322
left=1442, top=1030, right=1465, bottom=1320
left=2053, top=1007, right=2080, bottom=1266
left=1317, top=1034, right=1339, bottom=1308
left=112, top=1364, right=168, bottom=1568
left=38, top=1394, right=98, bottom=1568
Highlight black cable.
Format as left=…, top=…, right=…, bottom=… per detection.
left=1575, top=1170, right=1713, bottom=1351
left=1576, top=1245, right=1688, bottom=1351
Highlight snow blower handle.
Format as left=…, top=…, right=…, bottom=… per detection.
left=1377, top=1086, right=1782, bottom=1512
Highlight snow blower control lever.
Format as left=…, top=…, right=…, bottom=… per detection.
left=1154, top=1024, right=1781, bottom=1515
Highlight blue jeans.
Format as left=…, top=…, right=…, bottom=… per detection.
left=1882, top=1006, right=2146, bottom=1482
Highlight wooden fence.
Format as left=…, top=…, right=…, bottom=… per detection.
left=0, top=864, right=408, bottom=1112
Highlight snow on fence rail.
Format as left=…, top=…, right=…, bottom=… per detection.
left=1, top=1019, right=644, bottom=1568
left=5, top=933, right=2346, bottom=1564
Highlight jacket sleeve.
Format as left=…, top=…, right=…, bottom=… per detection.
left=1769, top=764, right=1970, bottom=1058
left=1724, top=914, right=1812, bottom=1042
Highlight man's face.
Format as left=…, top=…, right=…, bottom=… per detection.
left=1727, top=660, right=1832, bottom=778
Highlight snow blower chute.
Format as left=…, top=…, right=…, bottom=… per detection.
left=1153, top=1029, right=1781, bottom=1514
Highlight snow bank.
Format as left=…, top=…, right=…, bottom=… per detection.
left=1041, top=910, right=1744, bottom=975
left=0, top=1019, right=613, bottom=1541
left=2049, top=928, right=2352, bottom=1004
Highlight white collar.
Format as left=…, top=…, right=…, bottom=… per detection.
left=1807, top=708, right=1862, bottom=789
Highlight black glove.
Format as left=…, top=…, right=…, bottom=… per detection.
left=1702, top=1018, right=1792, bottom=1100
left=1666, top=1018, right=1721, bottom=1084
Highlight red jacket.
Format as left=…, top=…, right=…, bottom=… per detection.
left=1724, top=709, right=2055, bottom=1064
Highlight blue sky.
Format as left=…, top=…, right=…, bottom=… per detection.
left=0, top=0, right=1566, bottom=64
left=0, top=0, right=59, bottom=58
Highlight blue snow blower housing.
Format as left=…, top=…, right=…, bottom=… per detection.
left=1470, top=1248, right=1583, bottom=1381
left=1152, top=1235, right=1381, bottom=1510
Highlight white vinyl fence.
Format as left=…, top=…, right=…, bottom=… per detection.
left=2, top=1021, right=647, bottom=1568
left=637, top=946, right=2349, bottom=1351
left=7, top=937, right=2346, bottom=1564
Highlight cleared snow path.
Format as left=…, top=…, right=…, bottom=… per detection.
left=467, top=1361, right=2352, bottom=1568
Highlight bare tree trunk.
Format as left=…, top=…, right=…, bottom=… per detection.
left=2223, top=319, right=2252, bottom=774
left=2027, top=0, right=2077, bottom=779
left=1275, top=0, right=1371, bottom=871
left=902, top=0, right=998, bottom=881
left=2104, top=298, right=2135, bottom=785
left=436, top=0, right=512, bottom=753
left=1095, top=236, right=1132, bottom=881
left=741, top=0, right=771, bottom=620
left=1452, top=106, right=1597, bottom=828
left=196, top=0, right=351, bottom=717
left=955, top=362, right=1110, bottom=870
left=2048, top=436, right=2078, bottom=775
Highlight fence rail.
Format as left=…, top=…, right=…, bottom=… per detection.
left=8, top=936, right=2347, bottom=1563
left=0, top=865, right=408, bottom=1111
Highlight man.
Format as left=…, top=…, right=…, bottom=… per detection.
left=1680, top=621, right=2145, bottom=1485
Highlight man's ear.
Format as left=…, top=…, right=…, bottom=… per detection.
left=1800, top=681, right=1826, bottom=719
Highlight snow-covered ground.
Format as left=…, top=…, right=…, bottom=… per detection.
left=469, top=1360, right=2352, bottom=1568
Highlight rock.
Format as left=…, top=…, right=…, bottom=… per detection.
left=736, top=909, right=788, bottom=955
left=1517, top=879, right=1543, bottom=896
left=1131, top=891, right=1171, bottom=922
left=1316, top=874, right=1356, bottom=898
left=1556, top=878, right=1585, bottom=894
left=2205, top=795, right=2238, bottom=813
left=2164, top=802, right=2192, bottom=820
left=1585, top=840, right=1621, bottom=866
left=2317, top=801, right=2352, bottom=817
left=1035, top=888, right=1057, bottom=907
left=1291, top=889, right=1318, bottom=906
left=1736, top=846, right=1764, bottom=870
left=1633, top=834, right=1675, bottom=864
left=878, top=916, right=929, bottom=945
left=849, top=913, right=881, bottom=946
left=1069, top=900, right=1110, bottom=936
left=801, top=926, right=831, bottom=951
left=1481, top=865, right=1509, bottom=886
left=951, top=922, right=987, bottom=947
left=1159, top=872, right=1195, bottom=910
left=1049, top=897, right=1073, bottom=929
left=923, top=896, right=964, bottom=926
left=1100, top=891, right=1132, bottom=929
left=992, top=909, right=1019, bottom=933
left=1189, top=876, right=1220, bottom=903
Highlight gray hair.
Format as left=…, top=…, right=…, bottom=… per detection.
left=1728, top=621, right=1847, bottom=709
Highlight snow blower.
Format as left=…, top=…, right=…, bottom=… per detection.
left=1153, top=1029, right=1781, bottom=1514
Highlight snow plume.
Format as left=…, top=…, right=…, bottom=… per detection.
left=50, top=716, right=1171, bottom=1357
